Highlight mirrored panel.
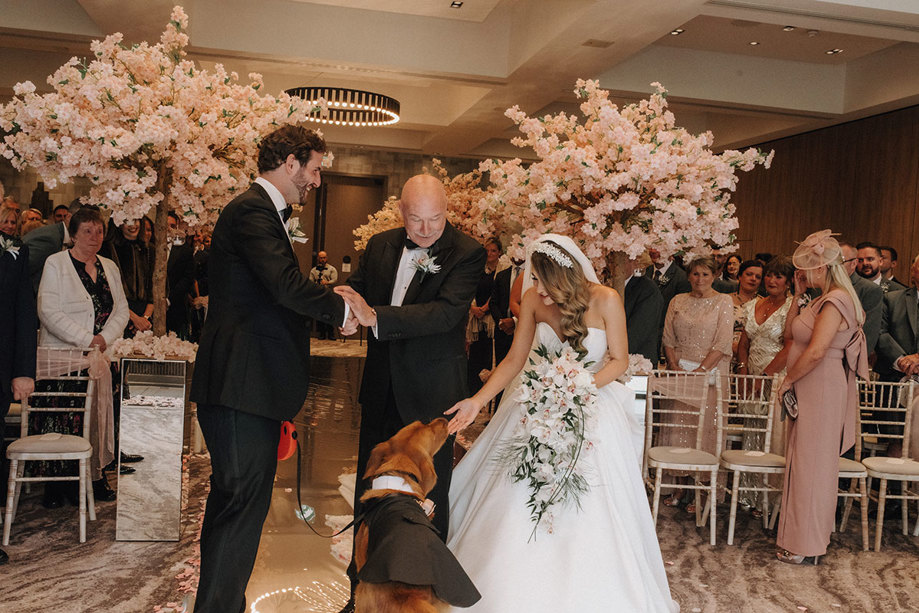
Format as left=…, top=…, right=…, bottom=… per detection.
left=116, top=359, right=186, bottom=541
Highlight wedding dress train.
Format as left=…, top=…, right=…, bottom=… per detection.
left=447, top=323, right=679, bottom=612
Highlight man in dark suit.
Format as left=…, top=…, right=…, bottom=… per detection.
left=624, top=267, right=664, bottom=364
left=644, top=249, right=690, bottom=356
left=0, top=235, right=37, bottom=565
left=335, top=174, right=485, bottom=611
left=21, top=219, right=68, bottom=293
left=841, top=242, right=883, bottom=353
left=189, top=126, right=349, bottom=613
left=166, top=212, right=195, bottom=337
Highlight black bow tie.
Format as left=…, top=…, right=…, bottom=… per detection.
left=281, top=205, right=293, bottom=222
left=404, top=235, right=422, bottom=250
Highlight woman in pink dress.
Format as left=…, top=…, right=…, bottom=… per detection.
left=775, top=230, right=868, bottom=564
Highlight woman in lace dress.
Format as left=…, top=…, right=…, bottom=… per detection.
left=661, top=256, right=734, bottom=509
left=730, top=260, right=764, bottom=364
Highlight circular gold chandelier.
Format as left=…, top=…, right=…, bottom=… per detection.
left=286, top=86, right=400, bottom=127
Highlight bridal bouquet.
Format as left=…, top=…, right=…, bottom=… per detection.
left=499, top=343, right=598, bottom=537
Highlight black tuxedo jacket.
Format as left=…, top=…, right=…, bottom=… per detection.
left=0, top=242, right=37, bottom=403
left=490, top=267, right=514, bottom=324
left=166, top=240, right=195, bottom=326
left=850, top=272, right=882, bottom=353
left=347, top=224, right=486, bottom=423
left=877, top=287, right=918, bottom=381
left=624, top=274, right=663, bottom=364
left=190, top=183, right=346, bottom=421
left=644, top=262, right=690, bottom=327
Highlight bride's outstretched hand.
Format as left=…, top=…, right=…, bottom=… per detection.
left=445, top=398, right=483, bottom=434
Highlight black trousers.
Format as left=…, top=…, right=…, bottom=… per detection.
left=194, top=404, right=280, bottom=613
left=346, top=388, right=455, bottom=591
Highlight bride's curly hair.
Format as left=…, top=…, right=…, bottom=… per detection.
left=530, top=242, right=593, bottom=353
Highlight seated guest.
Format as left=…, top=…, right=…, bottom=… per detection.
left=879, top=246, right=905, bottom=288
left=35, top=206, right=129, bottom=504
left=840, top=241, right=882, bottom=353
left=876, top=253, right=919, bottom=458
left=624, top=254, right=664, bottom=364
left=730, top=260, right=764, bottom=362
left=0, top=204, right=20, bottom=239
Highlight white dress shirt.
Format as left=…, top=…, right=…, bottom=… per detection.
left=391, top=246, right=428, bottom=307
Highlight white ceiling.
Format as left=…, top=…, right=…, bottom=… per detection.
left=2, top=0, right=919, bottom=158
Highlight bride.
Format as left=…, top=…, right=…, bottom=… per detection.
left=444, top=234, right=679, bottom=613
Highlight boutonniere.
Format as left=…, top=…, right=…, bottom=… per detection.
left=0, top=235, right=21, bottom=260
left=411, top=254, right=441, bottom=277
left=287, top=217, right=308, bottom=244
left=659, top=273, right=671, bottom=285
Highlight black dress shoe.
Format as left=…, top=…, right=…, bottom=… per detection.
left=119, top=465, right=136, bottom=475
left=42, top=484, right=64, bottom=509
left=92, top=478, right=116, bottom=502
left=0, top=549, right=8, bottom=565
left=120, top=451, right=144, bottom=463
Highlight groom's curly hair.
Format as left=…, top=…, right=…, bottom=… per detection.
left=257, top=125, right=326, bottom=173
left=531, top=242, right=592, bottom=353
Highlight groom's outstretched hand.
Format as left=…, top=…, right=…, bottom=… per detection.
left=340, top=313, right=359, bottom=337
left=445, top=398, right=484, bottom=434
left=334, top=286, right=377, bottom=327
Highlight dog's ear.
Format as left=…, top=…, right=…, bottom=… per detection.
left=363, top=440, right=392, bottom=481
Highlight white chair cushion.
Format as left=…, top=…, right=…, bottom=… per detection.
left=648, top=446, right=718, bottom=467
left=862, top=456, right=919, bottom=477
left=7, top=433, right=91, bottom=457
left=838, top=457, right=867, bottom=475
left=721, top=449, right=785, bottom=468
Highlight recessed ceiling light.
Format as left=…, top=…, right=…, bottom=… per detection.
left=826, top=48, right=844, bottom=55
left=450, top=1, right=463, bottom=7
left=670, top=28, right=684, bottom=36
left=783, top=26, right=795, bottom=32
left=749, top=41, right=760, bottom=46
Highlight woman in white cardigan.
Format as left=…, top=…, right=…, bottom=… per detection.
left=35, top=206, right=128, bottom=505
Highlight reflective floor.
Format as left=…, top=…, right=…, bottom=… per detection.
left=245, top=354, right=364, bottom=613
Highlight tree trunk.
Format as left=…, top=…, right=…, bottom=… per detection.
left=152, top=167, right=172, bottom=336
left=605, top=250, right=631, bottom=297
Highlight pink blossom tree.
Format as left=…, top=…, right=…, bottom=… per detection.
left=0, top=6, right=322, bottom=335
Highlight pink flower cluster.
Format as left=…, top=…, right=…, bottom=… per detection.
left=108, top=330, right=198, bottom=362
left=478, top=80, right=774, bottom=275
left=0, top=6, right=325, bottom=227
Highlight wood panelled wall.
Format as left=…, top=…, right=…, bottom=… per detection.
left=732, top=104, right=919, bottom=275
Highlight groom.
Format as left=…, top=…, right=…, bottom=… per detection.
left=335, top=174, right=485, bottom=609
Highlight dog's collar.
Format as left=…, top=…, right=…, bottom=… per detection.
left=371, top=475, right=417, bottom=495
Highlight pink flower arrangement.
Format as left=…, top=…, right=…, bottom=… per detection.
left=108, top=330, right=198, bottom=362
left=477, top=80, right=774, bottom=279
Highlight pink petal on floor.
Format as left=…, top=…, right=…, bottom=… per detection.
left=797, top=607, right=808, bottom=611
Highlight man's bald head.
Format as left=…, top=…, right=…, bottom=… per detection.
left=400, top=174, right=447, bottom=248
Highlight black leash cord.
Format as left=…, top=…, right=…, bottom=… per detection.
left=293, top=434, right=363, bottom=538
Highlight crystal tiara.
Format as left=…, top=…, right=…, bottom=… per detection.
left=528, top=241, right=574, bottom=268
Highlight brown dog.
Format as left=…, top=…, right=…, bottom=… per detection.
left=354, top=418, right=480, bottom=613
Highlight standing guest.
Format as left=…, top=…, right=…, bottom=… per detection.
left=490, top=256, right=523, bottom=406
left=730, top=260, right=764, bottom=363
left=858, top=241, right=905, bottom=294
left=166, top=212, right=195, bottom=338
left=0, top=228, right=37, bottom=566
left=107, top=219, right=154, bottom=336
left=624, top=255, right=664, bottom=364
left=645, top=248, right=691, bottom=345
left=660, top=256, right=734, bottom=509
left=776, top=230, right=868, bottom=565
left=334, top=174, right=485, bottom=613
left=189, top=230, right=211, bottom=342
left=0, top=205, right=20, bottom=238
left=840, top=242, right=882, bottom=353
left=139, top=215, right=155, bottom=248
left=876, top=253, right=919, bottom=459
left=51, top=204, right=72, bottom=225
left=722, top=254, right=741, bottom=283
left=466, top=238, right=501, bottom=395
left=35, top=206, right=129, bottom=504
left=878, top=246, right=905, bottom=287
left=22, top=215, right=72, bottom=294
left=22, top=208, right=43, bottom=225
left=736, top=256, right=794, bottom=511
left=309, top=250, right=339, bottom=340
left=189, top=125, right=350, bottom=613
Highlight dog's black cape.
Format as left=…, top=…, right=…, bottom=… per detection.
left=357, top=495, right=481, bottom=607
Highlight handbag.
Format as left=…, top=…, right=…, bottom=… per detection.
left=781, top=388, right=798, bottom=420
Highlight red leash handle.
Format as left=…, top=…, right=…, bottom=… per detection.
left=278, top=421, right=298, bottom=461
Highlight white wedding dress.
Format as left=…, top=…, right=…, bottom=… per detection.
left=447, top=323, right=679, bottom=613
